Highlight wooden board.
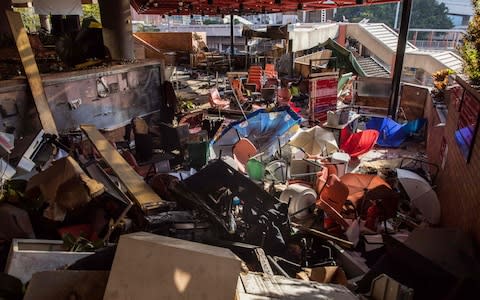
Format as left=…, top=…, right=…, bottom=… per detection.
left=80, top=124, right=167, bottom=211
left=6, top=11, right=58, bottom=135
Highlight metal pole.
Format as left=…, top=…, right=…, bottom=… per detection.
left=393, top=2, right=400, bottom=30
left=230, top=13, right=234, bottom=71
left=389, top=0, right=413, bottom=120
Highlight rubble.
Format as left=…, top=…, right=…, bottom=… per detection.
left=1, top=12, right=479, bottom=299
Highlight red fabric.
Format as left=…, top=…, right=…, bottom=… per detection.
left=288, top=101, right=301, bottom=113
left=340, top=130, right=379, bottom=158
left=58, top=224, right=98, bottom=241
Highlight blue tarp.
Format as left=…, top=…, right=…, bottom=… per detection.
left=366, top=117, right=426, bottom=148
left=211, top=106, right=302, bottom=157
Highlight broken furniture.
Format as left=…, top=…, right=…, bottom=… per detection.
left=26, top=156, right=105, bottom=221
left=103, top=232, right=241, bottom=300
left=81, top=124, right=169, bottom=213
left=294, top=50, right=333, bottom=78
left=357, top=228, right=480, bottom=299
left=237, top=272, right=357, bottom=299
left=5, top=239, right=94, bottom=284
left=209, top=87, right=231, bottom=109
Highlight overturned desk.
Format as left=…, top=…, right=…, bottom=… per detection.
left=322, top=113, right=361, bottom=145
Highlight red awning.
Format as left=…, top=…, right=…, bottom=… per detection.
left=131, top=0, right=401, bottom=16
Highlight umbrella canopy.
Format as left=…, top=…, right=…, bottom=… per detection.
left=211, top=106, right=301, bottom=157
left=366, top=117, right=427, bottom=148
left=396, top=168, right=440, bottom=224
left=366, top=117, right=408, bottom=148
left=340, top=129, right=379, bottom=158
left=341, top=173, right=392, bottom=202
left=340, top=173, right=398, bottom=219
left=289, top=126, right=339, bottom=156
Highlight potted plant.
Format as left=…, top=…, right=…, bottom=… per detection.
left=432, top=68, right=455, bottom=102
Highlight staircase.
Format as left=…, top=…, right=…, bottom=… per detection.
left=360, top=23, right=417, bottom=52
left=347, top=23, right=464, bottom=75
left=357, top=57, right=390, bottom=78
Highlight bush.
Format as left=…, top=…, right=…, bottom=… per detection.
left=460, top=0, right=480, bottom=84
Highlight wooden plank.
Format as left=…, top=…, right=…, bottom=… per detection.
left=6, top=11, right=58, bottom=135
left=291, top=222, right=354, bottom=249
left=80, top=124, right=167, bottom=211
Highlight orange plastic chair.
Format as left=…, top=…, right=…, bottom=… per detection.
left=233, top=138, right=257, bottom=173
left=247, top=65, right=263, bottom=91
left=317, top=174, right=350, bottom=228
left=265, top=64, right=278, bottom=79
left=230, top=78, right=243, bottom=92
left=209, top=88, right=230, bottom=109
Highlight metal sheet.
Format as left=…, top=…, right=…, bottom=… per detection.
left=0, top=61, right=164, bottom=134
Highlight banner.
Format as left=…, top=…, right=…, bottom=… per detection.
left=34, top=0, right=83, bottom=15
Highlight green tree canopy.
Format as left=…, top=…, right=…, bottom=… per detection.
left=334, top=0, right=453, bottom=29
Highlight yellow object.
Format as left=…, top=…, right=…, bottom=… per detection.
left=88, top=21, right=102, bottom=29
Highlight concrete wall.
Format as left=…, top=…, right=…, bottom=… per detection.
left=425, top=79, right=480, bottom=245
left=404, top=52, right=452, bottom=76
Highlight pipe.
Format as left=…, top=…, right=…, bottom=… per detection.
left=230, top=13, right=234, bottom=71
left=389, top=0, right=413, bottom=120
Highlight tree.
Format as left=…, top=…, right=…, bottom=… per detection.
left=460, top=0, right=480, bottom=84
left=82, top=4, right=101, bottom=23
left=334, top=0, right=453, bottom=29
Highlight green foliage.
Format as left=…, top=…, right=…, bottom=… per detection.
left=82, top=4, right=101, bottom=23
left=460, top=0, right=480, bottom=84
left=62, top=233, right=105, bottom=252
left=334, top=0, right=453, bottom=29
left=203, top=19, right=222, bottom=25
left=13, top=7, right=40, bottom=32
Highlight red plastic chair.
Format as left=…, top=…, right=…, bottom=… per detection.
left=209, top=88, right=230, bottom=109
left=340, top=130, right=379, bottom=158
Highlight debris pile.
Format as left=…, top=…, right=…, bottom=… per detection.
left=1, top=20, right=479, bottom=298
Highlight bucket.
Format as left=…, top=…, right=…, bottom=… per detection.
left=279, top=184, right=317, bottom=219
left=246, top=158, right=265, bottom=181
left=332, top=152, right=350, bottom=177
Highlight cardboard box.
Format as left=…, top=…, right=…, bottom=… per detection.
left=24, top=271, right=109, bottom=300
left=104, top=232, right=242, bottom=300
